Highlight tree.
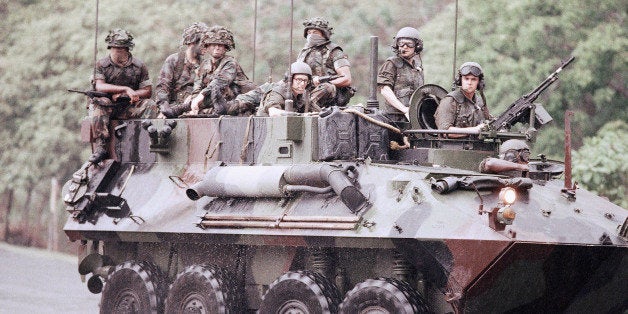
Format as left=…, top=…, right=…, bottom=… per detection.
left=572, top=120, right=628, bottom=208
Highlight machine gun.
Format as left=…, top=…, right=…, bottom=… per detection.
left=318, top=74, right=344, bottom=84
left=490, top=56, right=575, bottom=131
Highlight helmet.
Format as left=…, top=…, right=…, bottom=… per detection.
left=201, top=25, right=235, bottom=51
left=105, top=29, right=134, bottom=50
left=392, top=27, right=423, bottom=53
left=290, top=61, right=312, bottom=77
left=455, top=61, right=485, bottom=89
left=303, top=17, right=333, bottom=40
left=182, top=22, right=209, bottom=45
left=499, top=139, right=530, bottom=162
left=394, top=27, right=421, bottom=41
left=459, top=62, right=483, bottom=77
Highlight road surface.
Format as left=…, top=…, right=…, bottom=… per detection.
left=0, top=242, right=100, bottom=313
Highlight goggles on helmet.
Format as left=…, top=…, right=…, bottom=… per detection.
left=397, top=39, right=416, bottom=48
left=504, top=149, right=530, bottom=163
left=460, top=65, right=482, bottom=76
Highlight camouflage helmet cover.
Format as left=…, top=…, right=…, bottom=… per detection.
left=202, top=25, right=235, bottom=51
left=303, top=17, right=333, bottom=39
left=105, top=29, right=135, bottom=50
left=182, top=22, right=209, bottom=45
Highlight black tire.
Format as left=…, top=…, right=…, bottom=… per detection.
left=259, top=270, right=342, bottom=314
left=164, top=264, right=238, bottom=314
left=100, top=260, right=165, bottom=314
left=339, top=278, right=430, bottom=314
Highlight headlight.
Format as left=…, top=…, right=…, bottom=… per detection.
left=499, top=187, right=517, bottom=205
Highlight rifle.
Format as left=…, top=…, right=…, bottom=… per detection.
left=68, top=89, right=111, bottom=99
left=318, top=74, right=344, bottom=84
left=68, top=89, right=131, bottom=104
left=490, top=56, right=575, bottom=131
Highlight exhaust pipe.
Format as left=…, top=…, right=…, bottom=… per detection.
left=187, top=164, right=368, bottom=212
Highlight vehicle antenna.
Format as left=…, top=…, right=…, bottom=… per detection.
left=451, top=0, right=459, bottom=91
left=92, top=0, right=99, bottom=90
left=289, top=0, right=294, bottom=66
left=252, top=0, right=258, bottom=82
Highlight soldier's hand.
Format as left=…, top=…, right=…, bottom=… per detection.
left=122, top=87, right=140, bottom=103
left=191, top=94, right=204, bottom=114
left=474, top=123, right=486, bottom=134
left=312, top=76, right=320, bottom=86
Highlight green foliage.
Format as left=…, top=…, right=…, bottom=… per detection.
left=573, top=120, right=628, bottom=208
left=443, top=0, right=627, bottom=158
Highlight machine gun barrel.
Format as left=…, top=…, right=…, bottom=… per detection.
left=490, top=56, right=575, bottom=130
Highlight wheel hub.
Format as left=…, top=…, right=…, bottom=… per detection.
left=360, top=306, right=389, bottom=314
left=182, top=293, right=208, bottom=314
left=277, top=300, right=310, bottom=314
left=115, top=290, right=141, bottom=314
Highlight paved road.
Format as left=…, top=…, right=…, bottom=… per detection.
left=0, top=242, right=100, bottom=313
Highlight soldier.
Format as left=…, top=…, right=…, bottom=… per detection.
left=222, top=81, right=275, bottom=116
left=297, top=17, right=354, bottom=109
left=480, top=139, right=530, bottom=176
left=187, top=25, right=254, bottom=115
left=258, top=62, right=313, bottom=117
left=155, top=22, right=209, bottom=118
left=434, top=61, right=491, bottom=138
left=377, top=27, right=424, bottom=122
left=89, top=29, right=159, bottom=163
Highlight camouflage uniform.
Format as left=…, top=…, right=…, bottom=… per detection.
left=155, top=22, right=208, bottom=118
left=434, top=88, right=490, bottom=129
left=297, top=17, right=354, bottom=108
left=191, top=55, right=253, bottom=114
left=258, top=80, right=311, bottom=116
left=188, top=25, right=254, bottom=115
left=224, top=82, right=274, bottom=116
left=155, top=49, right=199, bottom=108
left=377, top=55, right=424, bottom=117
left=91, top=55, right=158, bottom=140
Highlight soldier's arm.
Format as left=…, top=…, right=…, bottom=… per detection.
left=330, top=48, right=351, bottom=87
left=136, top=85, right=152, bottom=100
left=260, top=91, right=285, bottom=116
left=202, top=60, right=237, bottom=96
left=434, top=97, right=457, bottom=130
left=480, top=158, right=529, bottom=174
left=155, top=56, right=177, bottom=105
left=380, top=85, right=408, bottom=115
left=94, top=79, right=131, bottom=94
left=331, top=65, right=352, bottom=87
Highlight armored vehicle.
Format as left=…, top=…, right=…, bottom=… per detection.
left=63, top=38, right=627, bottom=313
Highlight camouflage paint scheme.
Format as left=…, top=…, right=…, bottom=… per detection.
left=63, top=105, right=627, bottom=313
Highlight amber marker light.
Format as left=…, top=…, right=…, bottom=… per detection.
left=499, top=187, right=517, bottom=205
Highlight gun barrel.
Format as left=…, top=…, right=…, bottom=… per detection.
left=560, top=56, right=576, bottom=70
left=319, top=74, right=344, bottom=83
left=491, top=56, right=575, bottom=131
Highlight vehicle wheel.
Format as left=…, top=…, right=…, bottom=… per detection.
left=339, top=277, right=430, bottom=314
left=259, top=270, right=342, bottom=314
left=164, top=264, right=239, bottom=314
left=100, top=260, right=165, bottom=314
